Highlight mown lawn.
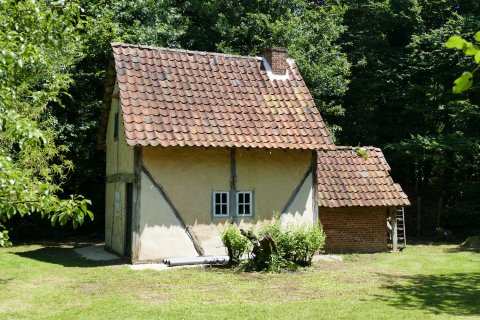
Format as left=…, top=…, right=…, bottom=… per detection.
left=0, top=243, right=479, bottom=320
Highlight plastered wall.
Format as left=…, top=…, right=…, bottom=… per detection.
left=105, top=82, right=135, bottom=256
left=235, top=148, right=312, bottom=220
left=137, top=171, right=198, bottom=261
left=138, top=146, right=315, bottom=259
left=281, top=173, right=315, bottom=226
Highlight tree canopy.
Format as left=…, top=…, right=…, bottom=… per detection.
left=0, top=0, right=92, bottom=246
left=339, top=0, right=480, bottom=235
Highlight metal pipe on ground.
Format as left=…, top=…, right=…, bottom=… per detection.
left=163, top=256, right=229, bottom=267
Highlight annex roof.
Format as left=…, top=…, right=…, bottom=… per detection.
left=111, top=43, right=333, bottom=149
left=317, top=147, right=410, bottom=207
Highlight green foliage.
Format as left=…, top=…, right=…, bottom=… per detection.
left=223, top=217, right=325, bottom=272
left=249, top=247, right=289, bottom=273
left=259, top=218, right=326, bottom=269
left=340, top=0, right=480, bottom=236
left=0, top=0, right=93, bottom=245
left=0, top=228, right=11, bottom=247
left=289, top=223, right=326, bottom=266
left=354, top=147, right=369, bottom=160
left=452, top=71, right=474, bottom=94
left=250, top=221, right=291, bottom=272
left=221, top=223, right=250, bottom=265
left=445, top=32, right=480, bottom=93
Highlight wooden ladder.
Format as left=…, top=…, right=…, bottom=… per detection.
left=388, top=207, right=406, bottom=249
left=396, top=207, right=407, bottom=248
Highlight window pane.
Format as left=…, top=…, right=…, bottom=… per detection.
left=214, top=192, right=230, bottom=216
left=236, top=192, right=253, bottom=215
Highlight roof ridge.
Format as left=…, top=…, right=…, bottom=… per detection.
left=111, top=42, right=260, bottom=60
left=318, top=146, right=381, bottom=151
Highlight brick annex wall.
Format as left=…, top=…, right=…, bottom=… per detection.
left=319, top=206, right=389, bottom=253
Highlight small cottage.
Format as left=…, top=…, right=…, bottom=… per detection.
left=100, top=43, right=409, bottom=262
left=317, top=147, right=410, bottom=253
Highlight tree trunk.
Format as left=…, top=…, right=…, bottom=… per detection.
left=417, top=196, right=421, bottom=237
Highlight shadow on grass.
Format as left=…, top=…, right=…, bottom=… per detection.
left=447, top=237, right=480, bottom=253
left=405, top=238, right=463, bottom=246
left=446, top=247, right=480, bottom=254
left=376, top=272, right=480, bottom=316
left=0, top=278, right=14, bottom=285
left=13, top=246, right=123, bottom=268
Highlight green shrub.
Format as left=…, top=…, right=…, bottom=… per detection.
left=221, top=217, right=326, bottom=272
left=260, top=218, right=326, bottom=268
left=240, top=217, right=326, bottom=272
left=221, top=223, right=250, bottom=265
left=245, top=229, right=294, bottom=273
left=254, top=218, right=292, bottom=272
left=289, top=223, right=326, bottom=266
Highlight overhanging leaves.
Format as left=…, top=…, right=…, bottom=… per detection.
left=453, top=72, right=473, bottom=94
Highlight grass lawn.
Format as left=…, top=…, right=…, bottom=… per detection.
left=0, top=243, right=479, bottom=320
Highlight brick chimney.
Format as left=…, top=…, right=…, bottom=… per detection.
left=263, top=47, right=288, bottom=75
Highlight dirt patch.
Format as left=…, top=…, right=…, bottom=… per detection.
left=267, top=284, right=324, bottom=301
left=312, top=261, right=348, bottom=271
left=0, top=301, right=33, bottom=314
left=138, top=293, right=171, bottom=303
left=130, top=263, right=169, bottom=271
left=312, top=254, right=343, bottom=262
left=23, top=277, right=69, bottom=290
left=77, top=283, right=103, bottom=295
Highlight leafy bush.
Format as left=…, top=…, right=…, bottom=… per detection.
left=289, top=223, right=326, bottom=266
left=254, top=221, right=291, bottom=272
left=223, top=217, right=326, bottom=272
left=221, top=223, right=250, bottom=265
left=259, top=218, right=326, bottom=268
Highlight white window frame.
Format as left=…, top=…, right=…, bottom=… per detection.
left=212, top=191, right=230, bottom=218
left=236, top=191, right=253, bottom=217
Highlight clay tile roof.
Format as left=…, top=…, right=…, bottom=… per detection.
left=112, top=43, right=333, bottom=149
left=317, top=147, right=410, bottom=207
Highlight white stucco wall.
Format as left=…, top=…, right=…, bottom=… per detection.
left=134, top=146, right=315, bottom=261
left=281, top=173, right=315, bottom=227
left=137, top=171, right=198, bottom=261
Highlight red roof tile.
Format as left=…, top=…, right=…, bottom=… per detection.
left=317, top=147, right=410, bottom=207
left=112, top=43, right=333, bottom=149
